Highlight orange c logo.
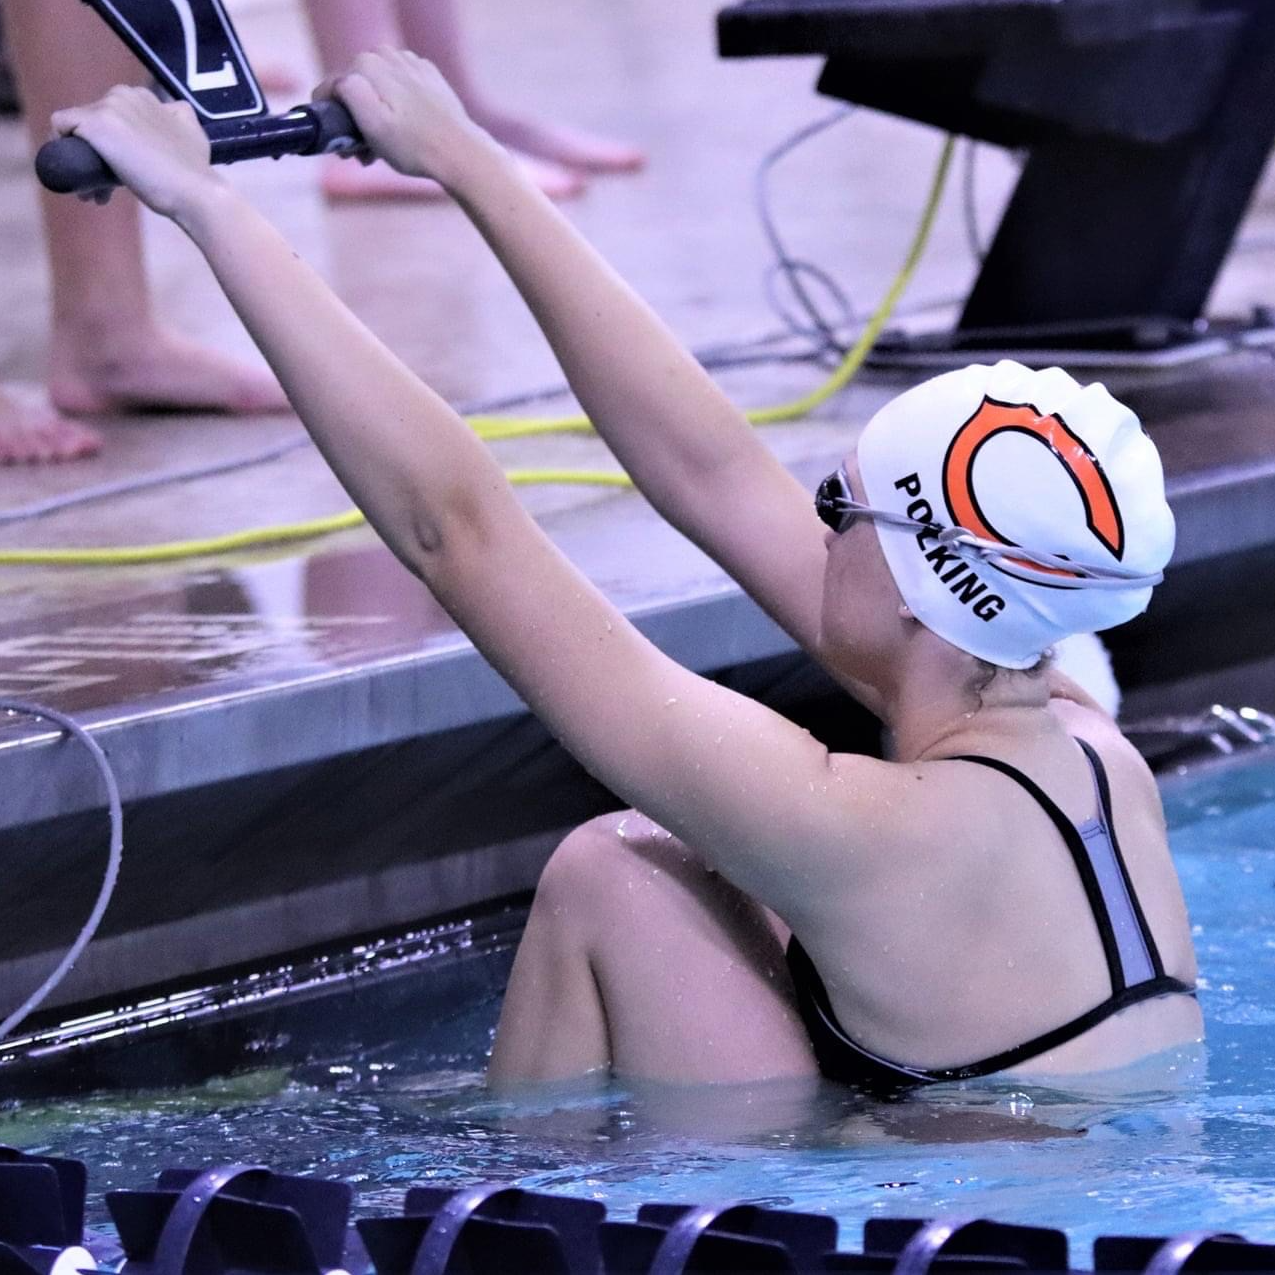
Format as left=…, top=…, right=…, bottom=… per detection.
left=941, top=396, right=1124, bottom=580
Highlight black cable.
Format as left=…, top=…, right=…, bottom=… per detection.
left=962, top=137, right=987, bottom=265
left=0, top=700, right=124, bottom=1043
left=753, top=104, right=859, bottom=356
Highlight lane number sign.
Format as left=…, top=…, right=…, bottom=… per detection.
left=84, top=0, right=264, bottom=120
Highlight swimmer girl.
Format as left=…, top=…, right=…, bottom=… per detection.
left=53, top=52, right=1201, bottom=1092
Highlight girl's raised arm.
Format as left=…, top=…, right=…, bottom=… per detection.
left=324, top=51, right=885, bottom=716
left=51, top=73, right=893, bottom=927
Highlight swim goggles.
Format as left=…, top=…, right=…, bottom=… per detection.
left=814, top=464, right=1164, bottom=590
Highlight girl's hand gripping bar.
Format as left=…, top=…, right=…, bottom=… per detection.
left=35, top=99, right=361, bottom=196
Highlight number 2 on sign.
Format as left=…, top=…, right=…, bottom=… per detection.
left=169, top=0, right=239, bottom=92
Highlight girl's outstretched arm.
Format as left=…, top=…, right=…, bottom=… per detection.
left=316, top=52, right=884, bottom=714
left=52, top=77, right=892, bottom=930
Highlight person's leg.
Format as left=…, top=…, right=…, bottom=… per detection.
left=487, top=812, right=818, bottom=1087
left=0, top=6, right=19, bottom=117
left=305, top=0, right=402, bottom=85
left=301, top=0, right=591, bottom=202
left=5, top=0, right=288, bottom=423
left=394, top=0, right=645, bottom=175
left=0, top=0, right=100, bottom=464
left=302, top=0, right=454, bottom=201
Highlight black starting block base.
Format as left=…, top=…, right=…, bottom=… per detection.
left=719, top=0, right=1275, bottom=353
left=867, top=316, right=1275, bottom=372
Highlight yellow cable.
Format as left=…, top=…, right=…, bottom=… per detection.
left=0, top=138, right=954, bottom=568
left=469, top=416, right=592, bottom=441
left=0, top=510, right=368, bottom=567
left=0, top=471, right=637, bottom=566
left=745, top=134, right=955, bottom=426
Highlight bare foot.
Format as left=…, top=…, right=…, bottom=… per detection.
left=252, top=62, right=303, bottom=97
left=475, top=109, right=646, bottom=175
left=321, top=153, right=586, bottom=203
left=321, top=155, right=451, bottom=203
left=50, top=328, right=291, bottom=417
left=0, top=386, right=102, bottom=464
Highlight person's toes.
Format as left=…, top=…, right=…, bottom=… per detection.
left=513, top=153, right=588, bottom=201
left=481, top=113, right=646, bottom=175
left=226, top=365, right=292, bottom=414
left=321, top=152, right=585, bottom=203
left=542, top=129, right=646, bottom=175
left=253, top=61, right=303, bottom=97
left=0, top=395, right=102, bottom=464
left=51, top=336, right=291, bottom=417
left=321, top=156, right=451, bottom=203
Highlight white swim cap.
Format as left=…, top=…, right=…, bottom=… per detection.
left=856, top=361, right=1175, bottom=669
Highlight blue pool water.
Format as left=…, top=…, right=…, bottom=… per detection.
left=4, top=753, right=1275, bottom=1254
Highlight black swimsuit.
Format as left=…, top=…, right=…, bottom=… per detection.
left=785, top=739, right=1196, bottom=1094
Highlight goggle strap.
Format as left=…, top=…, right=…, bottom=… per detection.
left=827, top=497, right=1162, bottom=589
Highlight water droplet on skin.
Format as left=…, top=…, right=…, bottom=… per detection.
left=605, top=622, right=613, bottom=633
left=665, top=698, right=678, bottom=707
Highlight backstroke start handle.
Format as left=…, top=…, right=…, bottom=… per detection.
left=35, top=99, right=362, bottom=196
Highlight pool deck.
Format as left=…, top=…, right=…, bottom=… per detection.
left=2, top=0, right=1274, bottom=1013
left=2, top=354, right=1274, bottom=826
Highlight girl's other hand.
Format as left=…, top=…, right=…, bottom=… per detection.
left=314, top=48, right=492, bottom=190
left=51, top=86, right=217, bottom=220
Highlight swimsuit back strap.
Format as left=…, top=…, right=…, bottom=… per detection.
left=787, top=935, right=1193, bottom=1090
left=950, top=748, right=1149, bottom=995
left=1073, top=738, right=1168, bottom=982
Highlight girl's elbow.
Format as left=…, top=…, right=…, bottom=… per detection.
left=404, top=485, right=497, bottom=576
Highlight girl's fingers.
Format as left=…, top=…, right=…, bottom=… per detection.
left=167, top=99, right=200, bottom=125
left=311, top=75, right=341, bottom=103
left=332, top=73, right=385, bottom=123
left=50, top=106, right=90, bottom=137
left=353, top=48, right=392, bottom=77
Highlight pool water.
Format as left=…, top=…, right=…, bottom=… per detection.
left=4, top=754, right=1275, bottom=1255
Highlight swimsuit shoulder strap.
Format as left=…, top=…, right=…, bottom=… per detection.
left=950, top=741, right=1165, bottom=993
left=1072, top=737, right=1169, bottom=984
left=784, top=743, right=1192, bottom=1091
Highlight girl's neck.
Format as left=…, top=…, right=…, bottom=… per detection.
left=881, top=648, right=1055, bottom=765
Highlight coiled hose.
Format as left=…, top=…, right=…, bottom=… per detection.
left=0, top=700, right=123, bottom=1043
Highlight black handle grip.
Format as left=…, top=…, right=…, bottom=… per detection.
left=34, top=100, right=362, bottom=196
left=35, top=136, right=117, bottom=196
left=304, top=99, right=361, bottom=155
